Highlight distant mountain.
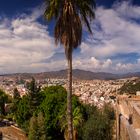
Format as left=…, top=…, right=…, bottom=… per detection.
left=1, top=69, right=140, bottom=80
left=120, top=72, right=140, bottom=79
left=39, top=69, right=140, bottom=80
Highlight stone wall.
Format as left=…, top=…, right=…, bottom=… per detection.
left=132, top=104, right=140, bottom=128
left=116, top=97, right=140, bottom=140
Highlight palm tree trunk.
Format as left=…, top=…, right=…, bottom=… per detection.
left=67, top=51, right=73, bottom=140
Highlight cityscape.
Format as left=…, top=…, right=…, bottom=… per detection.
left=0, top=75, right=133, bottom=108
left=0, top=74, right=140, bottom=139
left=0, top=0, right=140, bottom=140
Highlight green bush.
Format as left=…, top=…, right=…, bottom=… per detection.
left=78, top=104, right=115, bottom=140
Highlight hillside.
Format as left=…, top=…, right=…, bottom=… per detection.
left=0, top=69, right=140, bottom=80
left=119, top=78, right=140, bottom=94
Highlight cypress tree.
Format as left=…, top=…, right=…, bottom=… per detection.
left=37, top=112, right=46, bottom=140
left=28, top=115, right=38, bottom=140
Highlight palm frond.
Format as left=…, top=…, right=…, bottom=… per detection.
left=44, top=0, right=63, bottom=20
left=44, top=0, right=95, bottom=57
left=75, top=0, right=96, bottom=34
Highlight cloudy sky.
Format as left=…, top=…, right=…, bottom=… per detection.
left=0, top=0, right=140, bottom=74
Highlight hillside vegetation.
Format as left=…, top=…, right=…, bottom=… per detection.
left=119, top=78, right=140, bottom=94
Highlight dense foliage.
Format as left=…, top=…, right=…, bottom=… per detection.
left=39, top=86, right=67, bottom=140
left=14, top=95, right=31, bottom=131
left=28, top=112, right=46, bottom=140
left=78, top=104, right=115, bottom=140
left=0, top=89, right=8, bottom=115
left=3, top=79, right=115, bottom=140
left=119, top=79, right=140, bottom=94
left=12, top=78, right=42, bottom=131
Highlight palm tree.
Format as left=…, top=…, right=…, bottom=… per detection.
left=59, top=107, right=83, bottom=140
left=44, top=0, right=95, bottom=139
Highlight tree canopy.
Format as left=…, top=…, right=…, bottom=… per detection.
left=0, top=89, right=8, bottom=115
left=4, top=83, right=115, bottom=140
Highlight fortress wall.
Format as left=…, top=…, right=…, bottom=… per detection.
left=132, top=104, right=140, bottom=128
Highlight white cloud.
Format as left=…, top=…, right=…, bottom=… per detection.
left=114, top=1, right=140, bottom=19
left=102, top=59, right=112, bottom=68
left=80, top=1, right=140, bottom=59
left=72, top=57, right=113, bottom=72
left=0, top=1, right=140, bottom=74
left=72, top=56, right=140, bottom=73
left=78, top=1, right=140, bottom=73
left=0, top=6, right=59, bottom=74
left=116, top=63, right=133, bottom=71
left=91, top=57, right=100, bottom=68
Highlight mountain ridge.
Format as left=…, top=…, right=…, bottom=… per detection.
left=0, top=69, right=140, bottom=80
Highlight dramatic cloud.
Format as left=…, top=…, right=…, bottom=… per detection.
left=72, top=57, right=113, bottom=72
left=0, top=1, right=140, bottom=74
left=0, top=6, right=57, bottom=74
left=79, top=1, right=140, bottom=73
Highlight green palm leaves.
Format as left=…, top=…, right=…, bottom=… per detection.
left=44, top=0, right=95, bottom=59
left=59, top=107, right=83, bottom=140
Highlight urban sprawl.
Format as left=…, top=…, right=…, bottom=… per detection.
left=0, top=76, right=137, bottom=109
